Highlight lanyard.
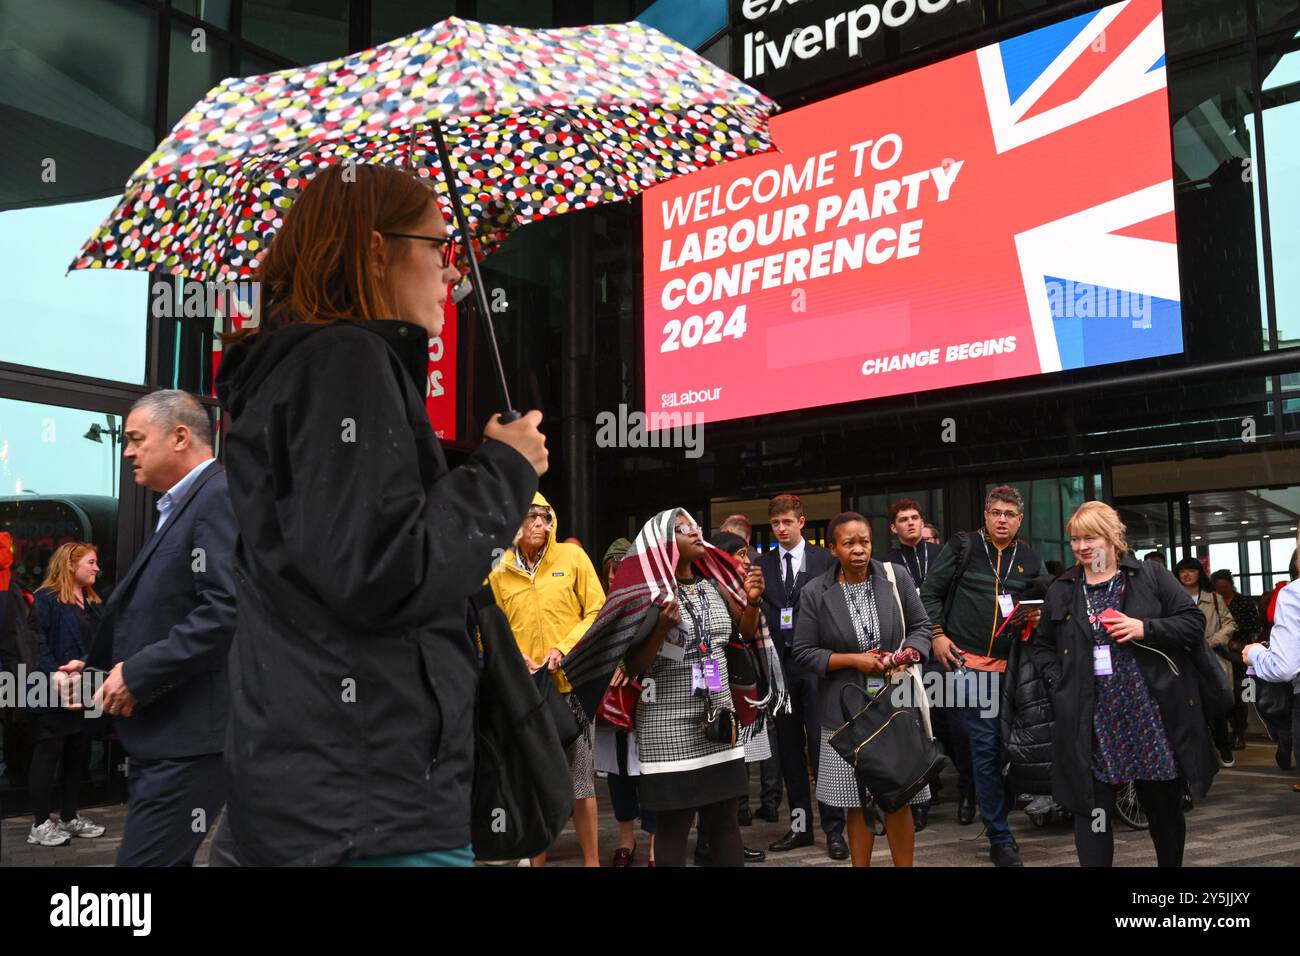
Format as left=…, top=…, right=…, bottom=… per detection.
left=841, top=578, right=879, bottom=649
left=1083, top=573, right=1122, bottom=642
left=981, top=533, right=1018, bottom=593
left=906, top=543, right=928, bottom=584
left=678, top=582, right=711, bottom=658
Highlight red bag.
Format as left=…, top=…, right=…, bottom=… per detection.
left=595, top=679, right=641, bottom=731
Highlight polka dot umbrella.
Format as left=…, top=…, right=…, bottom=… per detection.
left=69, top=17, right=778, bottom=416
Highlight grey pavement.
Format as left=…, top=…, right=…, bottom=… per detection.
left=3, top=740, right=1296, bottom=867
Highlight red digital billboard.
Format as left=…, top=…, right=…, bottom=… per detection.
left=642, top=0, right=1182, bottom=425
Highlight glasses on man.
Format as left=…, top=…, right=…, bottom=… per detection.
left=986, top=509, right=1022, bottom=520
left=380, top=232, right=456, bottom=268
left=524, top=509, right=553, bottom=526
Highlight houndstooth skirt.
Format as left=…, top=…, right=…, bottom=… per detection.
left=566, top=722, right=596, bottom=801
left=815, top=728, right=931, bottom=809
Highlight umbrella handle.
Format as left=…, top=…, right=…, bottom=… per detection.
left=498, top=410, right=521, bottom=424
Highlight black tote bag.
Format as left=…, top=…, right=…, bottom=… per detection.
left=469, top=586, right=574, bottom=861
left=827, top=673, right=947, bottom=815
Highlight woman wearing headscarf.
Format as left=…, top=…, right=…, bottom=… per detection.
left=29, top=542, right=107, bottom=846
left=592, top=537, right=657, bottom=867
left=791, top=512, right=932, bottom=867
left=695, top=529, right=786, bottom=864
left=563, top=509, right=762, bottom=866
left=1174, top=556, right=1238, bottom=767
left=1032, top=502, right=1216, bottom=867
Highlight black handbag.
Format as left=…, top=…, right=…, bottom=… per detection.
left=1254, top=674, right=1293, bottom=725
left=533, top=666, right=584, bottom=748
left=827, top=672, right=946, bottom=823
left=468, top=586, right=574, bottom=861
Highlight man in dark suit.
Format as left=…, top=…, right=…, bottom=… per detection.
left=68, top=390, right=236, bottom=866
left=757, top=494, right=845, bottom=859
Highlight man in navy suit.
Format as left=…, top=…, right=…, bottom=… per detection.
left=757, top=494, right=845, bottom=859
left=68, top=389, right=237, bottom=866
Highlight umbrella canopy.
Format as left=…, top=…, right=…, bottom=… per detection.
left=69, top=17, right=778, bottom=281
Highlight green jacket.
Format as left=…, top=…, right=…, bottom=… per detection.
left=919, top=532, right=1043, bottom=661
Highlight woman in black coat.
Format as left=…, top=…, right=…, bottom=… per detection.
left=1030, top=502, right=1216, bottom=867
left=214, top=165, right=545, bottom=866
left=792, top=512, right=932, bottom=867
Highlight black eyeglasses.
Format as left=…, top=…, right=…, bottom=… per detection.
left=380, top=232, right=455, bottom=268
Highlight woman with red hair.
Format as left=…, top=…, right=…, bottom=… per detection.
left=214, top=165, right=547, bottom=866
left=29, top=542, right=107, bottom=847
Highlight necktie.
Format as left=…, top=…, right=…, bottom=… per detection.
left=784, top=552, right=795, bottom=595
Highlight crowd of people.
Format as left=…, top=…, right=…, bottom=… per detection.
left=1, top=165, right=1297, bottom=868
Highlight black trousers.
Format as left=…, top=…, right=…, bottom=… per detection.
left=605, top=731, right=656, bottom=833
left=656, top=799, right=743, bottom=867
left=775, top=649, right=845, bottom=837
left=28, top=725, right=90, bottom=824
left=757, top=745, right=783, bottom=811
left=117, top=753, right=225, bottom=867
left=1229, top=660, right=1249, bottom=741
left=1073, top=777, right=1186, bottom=867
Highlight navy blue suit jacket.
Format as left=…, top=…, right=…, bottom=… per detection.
left=758, top=541, right=838, bottom=657
left=89, top=461, right=237, bottom=760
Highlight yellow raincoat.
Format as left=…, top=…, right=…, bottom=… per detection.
left=489, top=492, right=605, bottom=693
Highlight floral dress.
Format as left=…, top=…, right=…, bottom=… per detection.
left=1084, top=575, right=1178, bottom=784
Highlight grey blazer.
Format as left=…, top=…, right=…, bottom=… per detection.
left=791, top=559, right=933, bottom=731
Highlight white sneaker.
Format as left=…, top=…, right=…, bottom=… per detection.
left=58, top=815, right=106, bottom=839
left=28, top=819, right=71, bottom=847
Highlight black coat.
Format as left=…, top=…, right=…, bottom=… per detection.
left=90, top=461, right=238, bottom=760
left=791, top=560, right=932, bottom=731
left=215, top=319, right=536, bottom=866
left=1029, top=554, right=1217, bottom=815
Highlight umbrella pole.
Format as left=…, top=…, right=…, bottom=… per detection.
left=429, top=120, right=519, bottom=422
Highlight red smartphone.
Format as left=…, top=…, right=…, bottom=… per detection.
left=1099, top=608, right=1124, bottom=628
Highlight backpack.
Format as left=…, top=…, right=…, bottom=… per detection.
left=468, top=584, right=575, bottom=861
left=941, top=532, right=978, bottom=625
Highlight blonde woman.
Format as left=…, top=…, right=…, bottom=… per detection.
left=29, top=542, right=106, bottom=846
left=1030, top=502, right=1215, bottom=867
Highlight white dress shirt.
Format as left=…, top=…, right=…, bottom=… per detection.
left=778, top=536, right=807, bottom=585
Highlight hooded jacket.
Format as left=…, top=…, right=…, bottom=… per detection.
left=214, top=318, right=537, bottom=866
left=489, top=492, right=604, bottom=694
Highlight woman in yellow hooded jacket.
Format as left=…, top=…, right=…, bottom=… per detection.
left=490, top=492, right=606, bottom=866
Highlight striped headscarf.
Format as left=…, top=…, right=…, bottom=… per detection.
left=562, top=507, right=742, bottom=721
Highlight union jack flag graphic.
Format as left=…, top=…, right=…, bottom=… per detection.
left=639, top=0, right=1183, bottom=424
left=976, top=0, right=1181, bottom=372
